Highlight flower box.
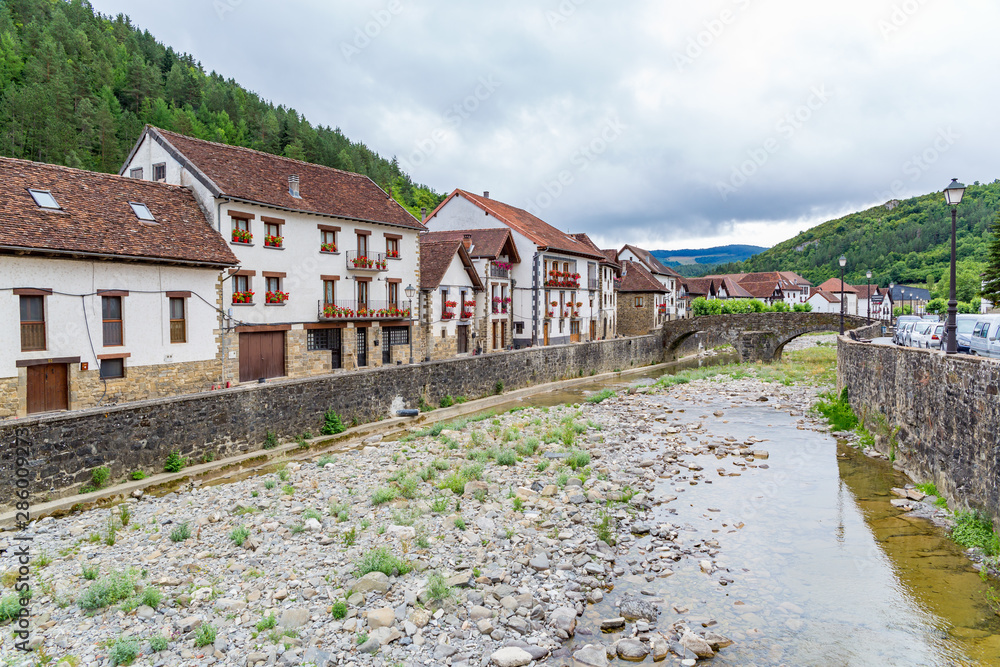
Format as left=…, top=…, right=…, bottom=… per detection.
left=386, top=249, right=400, bottom=259
left=232, top=229, right=252, bottom=244
left=321, top=242, right=337, bottom=252
left=352, top=256, right=375, bottom=269
left=461, top=311, right=473, bottom=319
left=495, top=261, right=512, bottom=271
left=545, top=311, right=554, bottom=318
left=232, top=290, right=254, bottom=304
left=464, top=300, right=476, bottom=308
left=323, top=305, right=354, bottom=318
left=265, top=291, right=289, bottom=304
left=264, top=235, right=283, bottom=248
left=442, top=312, right=455, bottom=320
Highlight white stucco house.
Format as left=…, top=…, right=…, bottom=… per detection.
left=1, top=157, right=237, bottom=419
left=121, top=126, right=426, bottom=379
left=418, top=237, right=485, bottom=359
left=423, top=190, right=606, bottom=347
left=617, top=245, right=683, bottom=319
left=806, top=288, right=841, bottom=314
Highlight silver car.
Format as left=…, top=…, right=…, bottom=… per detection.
left=926, top=323, right=945, bottom=349
left=893, top=316, right=922, bottom=345
left=909, top=322, right=935, bottom=348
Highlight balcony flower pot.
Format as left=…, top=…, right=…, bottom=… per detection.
left=386, top=250, right=400, bottom=259
left=265, top=291, right=289, bottom=304
left=321, top=242, right=337, bottom=252
left=232, top=229, right=252, bottom=244
left=264, top=235, right=283, bottom=248
left=232, top=290, right=254, bottom=304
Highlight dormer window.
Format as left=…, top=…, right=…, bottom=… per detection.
left=28, top=189, right=60, bottom=209
left=129, top=202, right=155, bottom=222
left=288, top=175, right=300, bottom=198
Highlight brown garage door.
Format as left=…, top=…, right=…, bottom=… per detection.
left=26, top=363, right=68, bottom=414
left=239, top=331, right=286, bottom=382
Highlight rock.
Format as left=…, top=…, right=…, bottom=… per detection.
left=470, top=605, right=492, bottom=620
left=369, top=626, right=402, bottom=645
left=548, top=606, right=577, bottom=636
left=178, top=616, right=202, bottom=633
left=351, top=571, right=390, bottom=594
left=358, top=637, right=380, bottom=654
left=303, top=517, right=322, bottom=532
left=573, top=644, right=610, bottom=666
left=619, top=594, right=658, bottom=621
left=464, top=480, right=489, bottom=496
left=490, top=647, right=532, bottom=667
left=433, top=643, right=459, bottom=660
left=386, top=525, right=416, bottom=540
left=540, top=485, right=558, bottom=496
left=600, top=617, right=626, bottom=631
left=301, top=647, right=332, bottom=666
left=279, top=608, right=310, bottom=629
left=680, top=630, right=715, bottom=659
left=630, top=522, right=651, bottom=534
left=528, top=553, right=550, bottom=571
left=367, top=607, right=395, bottom=629
left=703, top=631, right=734, bottom=650
left=616, top=639, right=650, bottom=660
left=650, top=634, right=669, bottom=660
left=477, top=618, right=495, bottom=635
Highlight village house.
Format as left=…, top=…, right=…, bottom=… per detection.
left=570, top=233, right=620, bottom=339
left=418, top=237, right=485, bottom=360
left=421, top=229, right=520, bottom=352
left=423, top=190, right=606, bottom=347
left=806, top=287, right=842, bottom=314
left=617, top=245, right=682, bottom=319
left=616, top=260, right=668, bottom=336
left=1, top=157, right=237, bottom=418
left=121, top=126, right=424, bottom=379
left=816, top=278, right=858, bottom=316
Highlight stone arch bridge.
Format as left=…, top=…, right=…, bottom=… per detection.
left=662, top=313, right=876, bottom=362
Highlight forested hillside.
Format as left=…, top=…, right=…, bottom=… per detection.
left=713, top=181, right=1000, bottom=302
left=0, top=0, right=443, bottom=218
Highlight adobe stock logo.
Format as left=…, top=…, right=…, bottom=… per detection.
left=674, top=0, right=753, bottom=72
left=716, top=85, right=833, bottom=201
left=340, top=1, right=406, bottom=62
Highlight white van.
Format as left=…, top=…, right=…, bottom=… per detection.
left=969, top=315, right=1000, bottom=358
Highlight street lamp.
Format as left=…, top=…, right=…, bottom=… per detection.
left=889, top=282, right=894, bottom=322
left=839, top=255, right=847, bottom=334
left=404, top=283, right=416, bottom=364
left=943, top=178, right=966, bottom=354
left=866, top=270, right=872, bottom=325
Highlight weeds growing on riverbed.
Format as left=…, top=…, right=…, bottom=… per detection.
left=815, top=388, right=859, bottom=431
left=952, top=510, right=1000, bottom=556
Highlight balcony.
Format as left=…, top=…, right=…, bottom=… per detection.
left=490, top=265, right=510, bottom=280
left=346, top=251, right=388, bottom=272
left=588, top=278, right=598, bottom=290
left=318, top=300, right=411, bottom=320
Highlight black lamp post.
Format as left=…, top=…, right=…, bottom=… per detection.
left=866, top=270, right=872, bottom=324
left=839, top=255, right=847, bottom=334
left=404, top=283, right=416, bottom=363
left=943, top=179, right=966, bottom=354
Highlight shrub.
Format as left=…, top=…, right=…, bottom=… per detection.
left=494, top=380, right=504, bottom=395
left=815, top=388, right=858, bottom=431
left=256, top=612, right=278, bottom=630
left=431, top=497, right=449, bottom=513
left=130, top=470, right=147, bottom=480
left=461, top=462, right=484, bottom=480
left=496, top=449, right=517, bottom=466
left=566, top=450, right=591, bottom=471
left=169, top=523, right=191, bottom=543
left=263, top=430, right=279, bottom=449
left=108, top=637, right=140, bottom=666
left=138, top=586, right=163, bottom=609
left=230, top=525, right=250, bottom=547
left=454, top=517, right=467, bottom=531
left=440, top=395, right=455, bottom=408
left=194, top=623, right=217, bottom=647
left=586, top=388, right=615, bottom=404
left=77, top=569, right=138, bottom=610
left=149, top=634, right=169, bottom=652
left=344, top=526, right=357, bottom=547
left=91, top=466, right=111, bottom=489
left=163, top=451, right=188, bottom=473
left=118, top=504, right=132, bottom=527
left=536, top=460, right=550, bottom=472
left=317, top=455, right=335, bottom=468
left=322, top=410, right=346, bottom=435
left=303, top=508, right=323, bottom=521
left=355, top=547, right=412, bottom=577
left=0, top=594, right=24, bottom=622
left=425, top=571, right=453, bottom=601
left=512, top=497, right=524, bottom=512
left=952, top=510, right=1000, bottom=556
left=331, top=601, right=348, bottom=619
left=371, top=487, right=398, bottom=505
left=439, top=473, right=466, bottom=495
left=264, top=479, right=276, bottom=490
left=82, top=563, right=100, bottom=580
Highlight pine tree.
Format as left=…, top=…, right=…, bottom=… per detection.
left=981, top=212, right=1000, bottom=304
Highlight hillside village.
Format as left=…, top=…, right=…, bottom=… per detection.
left=1, top=126, right=904, bottom=419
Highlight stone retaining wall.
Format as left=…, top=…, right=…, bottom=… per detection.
left=838, top=339, right=1000, bottom=527
left=0, top=335, right=663, bottom=508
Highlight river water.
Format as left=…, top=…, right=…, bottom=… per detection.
left=518, top=360, right=1000, bottom=666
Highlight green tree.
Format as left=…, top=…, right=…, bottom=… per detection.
left=982, top=213, right=1000, bottom=304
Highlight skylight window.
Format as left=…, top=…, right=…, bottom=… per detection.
left=129, top=202, right=155, bottom=222
left=28, top=189, right=60, bottom=209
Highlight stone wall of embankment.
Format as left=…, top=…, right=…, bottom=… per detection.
left=838, top=338, right=1000, bottom=526
left=0, top=336, right=662, bottom=507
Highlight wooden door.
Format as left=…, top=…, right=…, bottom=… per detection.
left=356, top=328, right=367, bottom=367
left=457, top=325, right=469, bottom=354
left=492, top=322, right=498, bottom=350
left=501, top=321, right=508, bottom=348
left=543, top=322, right=549, bottom=346
left=26, top=363, right=68, bottom=414
left=590, top=320, right=596, bottom=341
left=239, top=332, right=286, bottom=382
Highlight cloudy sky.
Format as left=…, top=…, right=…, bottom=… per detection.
left=92, top=0, right=1000, bottom=250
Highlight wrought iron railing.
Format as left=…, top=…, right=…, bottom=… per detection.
left=345, top=251, right=388, bottom=271
left=318, top=300, right=411, bottom=320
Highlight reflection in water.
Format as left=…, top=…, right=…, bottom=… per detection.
left=552, top=390, right=1000, bottom=666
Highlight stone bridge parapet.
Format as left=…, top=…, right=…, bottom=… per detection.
left=662, top=313, right=871, bottom=362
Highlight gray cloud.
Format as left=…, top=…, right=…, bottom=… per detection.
left=94, top=0, right=1000, bottom=249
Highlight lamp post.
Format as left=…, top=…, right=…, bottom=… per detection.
left=889, top=282, right=894, bottom=322
left=839, top=255, right=847, bottom=334
left=404, top=283, right=416, bottom=364
left=943, top=179, right=966, bottom=353
left=866, top=270, right=872, bottom=324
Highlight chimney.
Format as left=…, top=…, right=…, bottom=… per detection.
left=288, top=175, right=300, bottom=198
left=483, top=191, right=490, bottom=199
left=421, top=207, right=427, bottom=222
left=462, top=234, right=472, bottom=250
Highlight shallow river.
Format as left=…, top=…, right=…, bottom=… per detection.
left=523, top=362, right=1000, bottom=666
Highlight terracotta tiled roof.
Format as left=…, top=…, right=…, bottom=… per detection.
left=137, top=127, right=424, bottom=230
left=570, top=233, right=618, bottom=267
left=740, top=281, right=783, bottom=299
left=419, top=238, right=483, bottom=290
left=718, top=277, right=754, bottom=298
left=617, top=260, right=667, bottom=293
left=779, top=271, right=812, bottom=287
left=852, top=284, right=882, bottom=299
left=810, top=288, right=841, bottom=303
left=428, top=190, right=604, bottom=260
left=817, top=278, right=859, bottom=294
left=0, top=157, right=237, bottom=267
left=682, top=278, right=715, bottom=297
left=600, top=249, right=621, bottom=267
left=421, top=229, right=520, bottom=263
left=620, top=244, right=683, bottom=278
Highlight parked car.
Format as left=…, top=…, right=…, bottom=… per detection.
left=893, top=316, right=922, bottom=345
left=955, top=314, right=980, bottom=353
left=969, top=315, right=1000, bottom=358
left=909, top=322, right=935, bottom=348
left=902, top=320, right=922, bottom=347
left=926, top=324, right=945, bottom=349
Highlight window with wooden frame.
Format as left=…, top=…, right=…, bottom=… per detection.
left=19, top=295, right=45, bottom=351
left=169, top=297, right=186, bottom=343
left=389, top=282, right=399, bottom=308
left=152, top=163, right=166, bottom=181
left=634, top=296, right=644, bottom=308
left=129, top=167, right=143, bottom=179
left=232, top=216, right=252, bottom=244
left=441, top=289, right=450, bottom=319
left=357, top=233, right=369, bottom=258
left=102, top=296, right=123, bottom=346
left=100, top=358, right=125, bottom=379
left=357, top=280, right=369, bottom=307
left=321, top=230, right=337, bottom=253
left=323, top=279, right=336, bottom=305
left=264, top=221, right=283, bottom=248
left=232, top=274, right=253, bottom=304
left=386, top=237, right=400, bottom=259
left=266, top=276, right=281, bottom=293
